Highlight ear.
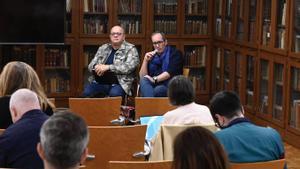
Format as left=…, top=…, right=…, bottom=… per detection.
left=10, top=106, right=18, bottom=123
left=80, top=147, right=88, bottom=165
left=37, top=143, right=45, bottom=160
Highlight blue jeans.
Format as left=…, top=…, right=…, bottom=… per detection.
left=83, top=81, right=126, bottom=97
left=140, top=77, right=168, bottom=97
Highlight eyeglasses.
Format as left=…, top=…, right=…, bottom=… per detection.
left=110, top=32, right=123, bottom=36
left=152, top=40, right=164, bottom=45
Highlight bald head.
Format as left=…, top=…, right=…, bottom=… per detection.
left=10, top=88, right=41, bottom=123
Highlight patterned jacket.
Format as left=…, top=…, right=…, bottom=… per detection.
left=88, top=41, right=139, bottom=95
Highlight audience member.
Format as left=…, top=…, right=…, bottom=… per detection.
left=163, top=75, right=214, bottom=125
left=173, top=126, right=229, bottom=169
left=209, top=91, right=285, bottom=163
left=0, top=61, right=54, bottom=128
left=37, top=111, right=89, bottom=169
left=0, top=89, right=49, bottom=169
left=139, top=31, right=183, bottom=97
left=83, top=25, right=139, bottom=97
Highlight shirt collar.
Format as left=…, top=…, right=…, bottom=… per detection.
left=223, top=117, right=251, bottom=129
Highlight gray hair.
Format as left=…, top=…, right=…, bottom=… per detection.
left=40, top=111, right=89, bottom=169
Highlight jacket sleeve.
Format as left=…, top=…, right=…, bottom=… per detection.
left=88, top=46, right=104, bottom=72
left=109, top=46, right=140, bottom=75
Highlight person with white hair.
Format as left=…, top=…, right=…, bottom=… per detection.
left=0, top=88, right=49, bottom=169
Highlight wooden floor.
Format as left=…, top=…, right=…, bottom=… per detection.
left=285, top=143, right=300, bottom=169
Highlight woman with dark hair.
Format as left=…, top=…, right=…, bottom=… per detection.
left=173, top=126, right=230, bottom=169
left=0, top=61, right=54, bottom=128
left=163, top=75, right=214, bottom=124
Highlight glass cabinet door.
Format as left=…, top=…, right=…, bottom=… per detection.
left=215, top=0, right=223, bottom=37
left=184, top=0, right=208, bottom=35
left=212, top=47, right=222, bottom=93
left=82, top=0, right=109, bottom=35
left=259, top=59, right=269, bottom=114
left=248, top=0, right=257, bottom=43
left=236, top=0, right=245, bottom=41
left=184, top=45, right=207, bottom=92
left=292, top=0, right=300, bottom=52
left=275, top=0, right=287, bottom=49
left=44, top=45, right=71, bottom=95
left=82, top=45, right=98, bottom=88
left=246, top=55, right=255, bottom=109
left=223, top=49, right=232, bottom=90
left=153, top=0, right=178, bottom=34
left=272, top=63, right=284, bottom=120
left=224, top=0, right=233, bottom=39
left=261, top=0, right=272, bottom=46
left=234, top=52, right=242, bottom=94
left=117, top=0, right=143, bottom=35
left=289, top=67, right=300, bottom=130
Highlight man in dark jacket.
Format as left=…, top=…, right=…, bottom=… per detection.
left=0, top=88, right=48, bottom=169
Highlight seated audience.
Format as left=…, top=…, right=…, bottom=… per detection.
left=209, top=91, right=285, bottom=163
left=0, top=89, right=49, bottom=169
left=139, top=31, right=183, bottom=97
left=37, top=111, right=89, bottom=169
left=0, top=61, right=54, bottom=128
left=163, top=75, right=214, bottom=125
left=173, top=126, right=229, bottom=169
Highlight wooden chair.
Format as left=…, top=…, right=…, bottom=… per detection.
left=150, top=124, right=218, bottom=161
left=0, top=129, right=4, bottom=135
left=230, top=159, right=286, bottom=169
left=135, top=97, right=176, bottom=119
left=69, top=97, right=122, bottom=126
left=84, top=125, right=147, bottom=169
left=108, top=161, right=172, bottom=169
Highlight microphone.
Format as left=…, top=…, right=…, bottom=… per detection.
left=151, top=49, right=158, bottom=55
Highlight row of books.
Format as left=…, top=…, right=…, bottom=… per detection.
left=184, top=46, right=206, bottom=67
left=118, top=0, right=142, bottom=13
left=295, top=35, right=300, bottom=52
left=45, top=78, right=70, bottom=93
left=154, top=0, right=177, bottom=14
left=185, top=0, right=208, bottom=15
left=215, top=0, right=222, bottom=16
left=262, top=22, right=271, bottom=45
left=292, top=68, right=300, bottom=91
left=185, top=20, right=207, bottom=34
left=276, top=29, right=286, bottom=49
left=84, top=49, right=97, bottom=66
left=236, top=21, right=244, bottom=41
left=290, top=99, right=300, bottom=128
left=215, top=18, right=222, bottom=36
left=65, top=19, right=72, bottom=34
left=119, top=20, right=141, bottom=34
left=295, top=0, right=300, bottom=27
left=188, top=75, right=206, bottom=91
left=224, top=20, right=232, bottom=38
left=83, top=18, right=108, bottom=34
left=83, top=0, right=107, bottom=13
left=45, top=49, right=69, bottom=67
left=225, top=0, right=233, bottom=17
left=154, top=20, right=177, bottom=34
left=0, top=46, right=36, bottom=67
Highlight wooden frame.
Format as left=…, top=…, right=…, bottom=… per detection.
left=69, top=97, right=122, bottom=126
left=84, top=125, right=146, bottom=169
left=230, top=159, right=286, bottom=169
left=108, top=161, right=172, bottom=169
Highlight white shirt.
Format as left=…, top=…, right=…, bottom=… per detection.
left=163, top=102, right=215, bottom=125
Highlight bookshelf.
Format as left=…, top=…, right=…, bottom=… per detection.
left=214, top=0, right=223, bottom=37
left=211, top=45, right=222, bottom=94
left=261, top=0, right=272, bottom=47
left=291, top=0, right=300, bottom=54
left=275, top=0, right=287, bottom=49
left=224, top=0, right=233, bottom=39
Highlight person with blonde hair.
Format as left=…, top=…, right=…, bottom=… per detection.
left=0, top=61, right=54, bottom=128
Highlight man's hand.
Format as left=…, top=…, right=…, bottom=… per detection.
left=144, top=75, right=155, bottom=83
left=94, top=64, right=110, bottom=76
left=144, top=50, right=157, bottom=62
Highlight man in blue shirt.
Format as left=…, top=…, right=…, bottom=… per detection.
left=139, top=31, right=183, bottom=97
left=209, top=91, right=285, bottom=163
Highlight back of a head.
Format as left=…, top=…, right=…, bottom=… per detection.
left=9, top=88, right=40, bottom=121
left=173, top=126, right=229, bottom=169
left=168, top=75, right=195, bottom=106
left=40, top=111, right=89, bottom=169
left=209, top=91, right=242, bottom=119
left=0, top=61, right=31, bottom=96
